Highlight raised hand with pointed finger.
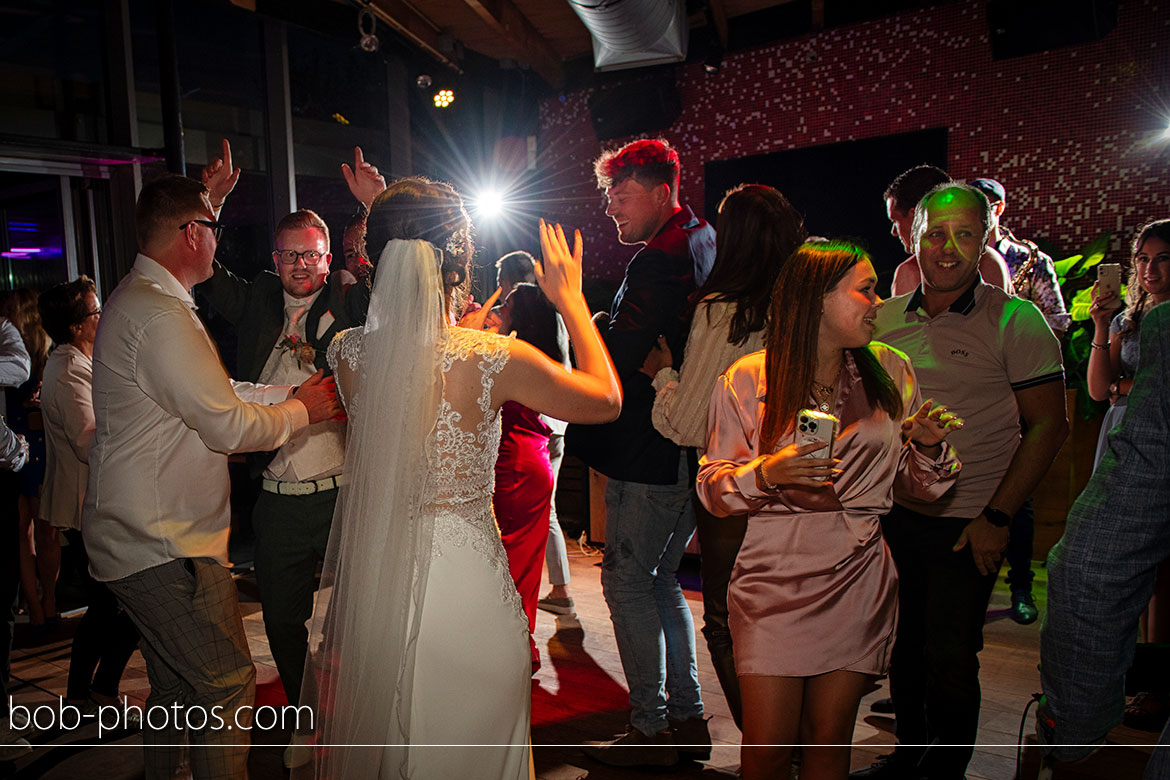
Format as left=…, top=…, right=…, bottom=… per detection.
left=202, top=138, right=241, bottom=214
left=341, top=146, right=387, bottom=209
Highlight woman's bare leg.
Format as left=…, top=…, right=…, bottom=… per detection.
left=17, top=497, right=42, bottom=625
left=739, top=674, right=804, bottom=780
left=797, top=669, right=870, bottom=780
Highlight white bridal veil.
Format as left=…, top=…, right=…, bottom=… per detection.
left=292, top=238, right=447, bottom=779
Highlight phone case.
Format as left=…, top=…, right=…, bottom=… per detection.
left=1098, top=263, right=1122, bottom=309
left=796, top=409, right=837, bottom=460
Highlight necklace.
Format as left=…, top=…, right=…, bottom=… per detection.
left=811, top=380, right=835, bottom=413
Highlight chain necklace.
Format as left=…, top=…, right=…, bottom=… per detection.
left=811, top=380, right=835, bottom=413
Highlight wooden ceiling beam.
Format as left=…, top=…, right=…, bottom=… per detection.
left=365, top=0, right=464, bottom=74
left=460, top=0, right=564, bottom=88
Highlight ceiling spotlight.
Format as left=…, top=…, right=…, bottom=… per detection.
left=433, top=89, right=454, bottom=108
left=357, top=7, right=379, bottom=52
left=416, top=74, right=433, bottom=89
left=472, top=189, right=506, bottom=221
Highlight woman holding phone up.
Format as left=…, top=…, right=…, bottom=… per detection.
left=1086, top=219, right=1170, bottom=730
left=1088, top=218, right=1170, bottom=470
left=696, top=241, right=963, bottom=780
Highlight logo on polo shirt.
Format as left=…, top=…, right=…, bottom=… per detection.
left=950, top=348, right=970, bottom=359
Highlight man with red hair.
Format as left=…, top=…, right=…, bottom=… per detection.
left=573, top=138, right=715, bottom=767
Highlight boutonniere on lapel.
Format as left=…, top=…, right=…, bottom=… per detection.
left=277, top=334, right=317, bottom=369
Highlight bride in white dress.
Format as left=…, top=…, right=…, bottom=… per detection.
left=291, top=177, right=621, bottom=779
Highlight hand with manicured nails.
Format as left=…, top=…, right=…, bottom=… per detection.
left=535, top=220, right=584, bottom=314
left=758, top=442, right=838, bottom=490
left=901, top=398, right=964, bottom=448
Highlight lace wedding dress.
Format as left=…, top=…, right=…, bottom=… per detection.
left=321, top=324, right=532, bottom=778
left=292, top=238, right=535, bottom=779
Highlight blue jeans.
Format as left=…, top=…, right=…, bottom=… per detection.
left=602, top=454, right=703, bottom=735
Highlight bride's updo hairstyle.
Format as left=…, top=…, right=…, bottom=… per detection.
left=365, top=176, right=475, bottom=313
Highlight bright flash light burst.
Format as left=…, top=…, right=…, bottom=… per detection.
left=472, top=190, right=507, bottom=221
left=433, top=89, right=454, bottom=108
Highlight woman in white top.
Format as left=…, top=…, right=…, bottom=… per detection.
left=38, top=277, right=140, bottom=710
left=644, top=183, right=806, bottom=727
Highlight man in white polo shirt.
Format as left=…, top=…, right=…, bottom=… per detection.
left=852, top=183, right=1068, bottom=780
left=84, top=173, right=339, bottom=779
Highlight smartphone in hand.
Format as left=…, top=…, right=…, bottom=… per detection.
left=1097, top=263, right=1122, bottom=309
left=796, top=409, right=837, bottom=460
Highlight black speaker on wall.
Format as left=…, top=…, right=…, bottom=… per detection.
left=987, top=0, right=1117, bottom=60
left=588, top=75, right=682, bottom=141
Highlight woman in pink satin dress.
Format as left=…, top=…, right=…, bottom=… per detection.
left=696, top=241, right=963, bottom=780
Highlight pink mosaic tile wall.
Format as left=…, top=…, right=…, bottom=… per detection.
left=537, top=0, right=1170, bottom=281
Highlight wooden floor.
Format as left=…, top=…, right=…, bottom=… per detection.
left=4, top=541, right=1162, bottom=779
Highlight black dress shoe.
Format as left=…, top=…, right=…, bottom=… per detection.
left=1010, top=589, right=1039, bottom=624
left=669, top=716, right=711, bottom=761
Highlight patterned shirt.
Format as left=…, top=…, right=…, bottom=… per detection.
left=996, top=227, right=1071, bottom=334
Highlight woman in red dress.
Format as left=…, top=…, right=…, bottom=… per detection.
left=493, top=283, right=570, bottom=667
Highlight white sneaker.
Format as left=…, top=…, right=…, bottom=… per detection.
left=7, top=709, right=31, bottom=733
left=0, top=723, right=32, bottom=760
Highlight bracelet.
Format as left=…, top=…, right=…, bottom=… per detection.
left=1090, top=341, right=1110, bottom=350
left=756, top=458, right=778, bottom=492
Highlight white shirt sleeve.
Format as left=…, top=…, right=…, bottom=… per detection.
left=231, top=380, right=297, bottom=406
left=0, top=417, right=27, bottom=471
left=134, top=308, right=309, bottom=454
left=0, top=317, right=31, bottom=389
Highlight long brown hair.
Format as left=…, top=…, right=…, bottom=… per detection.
left=0, top=289, right=50, bottom=381
left=759, top=241, right=902, bottom=454
left=694, top=184, right=806, bottom=346
left=1119, top=218, right=1170, bottom=335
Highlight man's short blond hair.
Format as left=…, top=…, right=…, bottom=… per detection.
left=275, top=209, right=331, bottom=246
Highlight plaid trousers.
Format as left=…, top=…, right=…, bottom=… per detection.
left=108, top=557, right=255, bottom=780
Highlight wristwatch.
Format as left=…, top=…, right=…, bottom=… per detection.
left=982, top=505, right=1012, bottom=528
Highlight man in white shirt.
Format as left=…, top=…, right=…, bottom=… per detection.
left=199, top=208, right=368, bottom=717
left=83, top=173, right=339, bottom=779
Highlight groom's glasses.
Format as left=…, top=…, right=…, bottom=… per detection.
left=273, top=249, right=326, bottom=265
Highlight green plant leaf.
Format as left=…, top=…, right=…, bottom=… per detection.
left=1069, top=287, right=1094, bottom=321
left=1056, top=231, right=1112, bottom=281
left=1054, top=254, right=1083, bottom=278
left=1068, top=282, right=1126, bottom=321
